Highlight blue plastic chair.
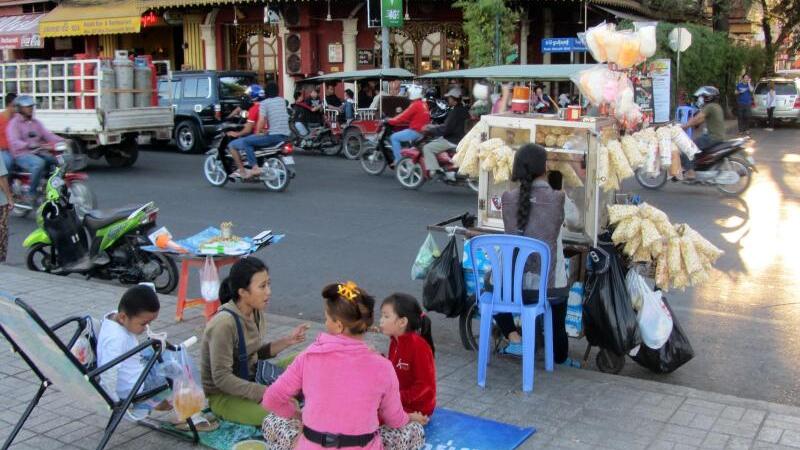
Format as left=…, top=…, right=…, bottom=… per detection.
left=675, top=106, right=697, bottom=138
left=470, top=234, right=552, bottom=393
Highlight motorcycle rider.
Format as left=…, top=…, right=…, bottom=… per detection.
left=239, top=81, right=291, bottom=176
left=421, top=87, right=469, bottom=180
left=228, top=84, right=266, bottom=179
left=7, top=95, right=63, bottom=201
left=679, top=86, right=726, bottom=181
left=387, top=84, right=430, bottom=167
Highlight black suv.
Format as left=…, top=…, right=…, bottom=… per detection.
left=158, top=70, right=257, bottom=153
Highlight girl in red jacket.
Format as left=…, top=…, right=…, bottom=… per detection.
left=379, top=293, right=436, bottom=418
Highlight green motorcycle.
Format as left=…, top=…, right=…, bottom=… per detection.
left=23, top=167, right=178, bottom=293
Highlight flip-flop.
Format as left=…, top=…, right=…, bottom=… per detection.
left=174, top=412, right=219, bottom=432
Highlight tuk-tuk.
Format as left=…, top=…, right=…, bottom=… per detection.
left=302, top=68, right=416, bottom=159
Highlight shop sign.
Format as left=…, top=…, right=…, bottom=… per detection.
left=541, top=37, right=586, bottom=53
left=650, top=59, right=671, bottom=123
left=381, top=0, right=404, bottom=28
left=0, top=34, right=41, bottom=49
left=328, top=43, right=343, bottom=64
left=358, top=49, right=374, bottom=65
left=40, top=17, right=140, bottom=37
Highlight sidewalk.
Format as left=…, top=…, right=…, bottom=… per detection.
left=2, top=266, right=800, bottom=450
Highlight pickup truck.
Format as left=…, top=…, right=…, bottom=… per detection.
left=0, top=58, right=174, bottom=168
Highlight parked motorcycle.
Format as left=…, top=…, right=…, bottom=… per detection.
left=635, top=137, right=757, bottom=196
left=395, top=138, right=478, bottom=192
left=203, top=122, right=295, bottom=192
left=10, top=141, right=96, bottom=219
left=22, top=168, right=178, bottom=293
left=288, top=104, right=342, bottom=156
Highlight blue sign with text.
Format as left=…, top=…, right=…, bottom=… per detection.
left=541, top=38, right=587, bottom=53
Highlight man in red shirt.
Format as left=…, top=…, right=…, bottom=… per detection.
left=228, top=84, right=265, bottom=178
left=0, top=93, right=17, bottom=172
left=388, top=85, right=430, bottom=166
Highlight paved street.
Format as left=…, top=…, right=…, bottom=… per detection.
left=3, top=125, right=800, bottom=412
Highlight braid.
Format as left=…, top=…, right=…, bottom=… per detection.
left=516, top=177, right=534, bottom=233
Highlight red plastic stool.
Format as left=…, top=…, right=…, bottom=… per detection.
left=175, top=255, right=240, bottom=322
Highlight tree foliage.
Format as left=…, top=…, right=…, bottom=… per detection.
left=759, top=0, right=800, bottom=74
left=454, top=0, right=519, bottom=67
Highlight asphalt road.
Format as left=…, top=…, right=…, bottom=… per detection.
left=5, top=127, right=800, bottom=406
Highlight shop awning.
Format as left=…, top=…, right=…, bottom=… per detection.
left=0, top=14, right=43, bottom=49
left=305, top=68, right=416, bottom=82
left=593, top=4, right=654, bottom=21
left=39, top=0, right=141, bottom=38
left=419, top=64, right=596, bottom=82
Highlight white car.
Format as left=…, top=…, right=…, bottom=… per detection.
left=752, top=78, right=800, bottom=124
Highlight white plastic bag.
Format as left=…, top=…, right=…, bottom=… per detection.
left=411, top=233, right=441, bottom=280
left=625, top=269, right=650, bottom=311
left=200, top=256, right=220, bottom=302
left=638, top=290, right=674, bottom=349
left=70, top=316, right=99, bottom=368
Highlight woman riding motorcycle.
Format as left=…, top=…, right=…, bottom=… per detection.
left=387, top=85, right=430, bottom=167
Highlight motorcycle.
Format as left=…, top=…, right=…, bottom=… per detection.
left=10, top=141, right=96, bottom=219
left=203, top=122, right=296, bottom=192
left=635, top=136, right=757, bottom=196
left=22, top=167, right=178, bottom=293
left=395, top=136, right=478, bottom=192
left=359, top=123, right=403, bottom=176
left=288, top=104, right=342, bottom=156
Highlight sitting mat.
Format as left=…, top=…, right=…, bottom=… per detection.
left=423, top=408, right=536, bottom=450
left=160, top=419, right=262, bottom=450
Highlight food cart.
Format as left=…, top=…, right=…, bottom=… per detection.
left=301, top=68, right=415, bottom=159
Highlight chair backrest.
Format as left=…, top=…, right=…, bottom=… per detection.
left=0, top=294, right=112, bottom=414
left=470, top=234, right=551, bottom=308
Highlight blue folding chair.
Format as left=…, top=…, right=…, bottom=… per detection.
left=470, top=234, right=552, bottom=393
left=675, top=106, right=697, bottom=138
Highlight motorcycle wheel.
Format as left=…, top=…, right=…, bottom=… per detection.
left=635, top=167, right=668, bottom=190
left=203, top=155, right=228, bottom=187
left=396, top=158, right=425, bottom=189
left=321, top=140, right=342, bottom=156
left=467, top=178, right=479, bottom=193
left=360, top=145, right=387, bottom=176
left=715, top=157, right=752, bottom=196
left=342, top=129, right=363, bottom=160
left=140, top=252, right=179, bottom=294
left=262, top=157, right=290, bottom=192
left=68, top=181, right=97, bottom=219
left=26, top=243, right=59, bottom=273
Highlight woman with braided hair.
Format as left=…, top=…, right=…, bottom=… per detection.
left=494, top=144, right=571, bottom=363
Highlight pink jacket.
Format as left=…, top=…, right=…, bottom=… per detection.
left=262, top=333, right=410, bottom=449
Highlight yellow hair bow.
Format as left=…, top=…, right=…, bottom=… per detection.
left=337, top=281, right=360, bottom=302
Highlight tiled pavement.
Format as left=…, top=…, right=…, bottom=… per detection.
left=1, top=265, right=799, bottom=450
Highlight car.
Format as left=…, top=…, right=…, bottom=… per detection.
left=158, top=70, right=257, bottom=153
left=752, top=77, right=800, bottom=125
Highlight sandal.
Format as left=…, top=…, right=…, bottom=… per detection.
left=174, top=412, right=220, bottom=432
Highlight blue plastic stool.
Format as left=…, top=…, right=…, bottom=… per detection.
left=675, top=106, right=697, bottom=138
left=470, top=234, right=552, bottom=393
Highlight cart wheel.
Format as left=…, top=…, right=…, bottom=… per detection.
left=596, top=349, right=625, bottom=374
left=458, top=301, right=479, bottom=351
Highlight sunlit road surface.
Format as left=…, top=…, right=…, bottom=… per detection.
left=5, top=126, right=800, bottom=406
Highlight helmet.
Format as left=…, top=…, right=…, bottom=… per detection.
left=407, top=84, right=424, bottom=101
left=692, top=86, right=719, bottom=103
left=245, top=84, right=264, bottom=101
left=14, top=95, right=34, bottom=108
left=472, top=83, right=490, bottom=101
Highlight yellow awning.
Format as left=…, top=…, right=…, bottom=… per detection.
left=39, top=0, right=141, bottom=38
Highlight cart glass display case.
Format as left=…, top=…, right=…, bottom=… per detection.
left=477, top=114, right=617, bottom=245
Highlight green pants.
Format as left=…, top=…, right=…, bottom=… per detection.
left=207, top=353, right=298, bottom=427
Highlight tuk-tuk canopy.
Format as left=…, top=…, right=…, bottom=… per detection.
left=304, top=68, right=416, bottom=83
left=418, top=64, right=595, bottom=82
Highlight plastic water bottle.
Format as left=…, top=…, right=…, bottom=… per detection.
left=565, top=282, right=584, bottom=338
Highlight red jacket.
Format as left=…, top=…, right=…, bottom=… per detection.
left=388, top=99, right=430, bottom=132
left=388, top=332, right=436, bottom=416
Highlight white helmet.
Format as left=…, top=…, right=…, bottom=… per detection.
left=472, top=83, right=489, bottom=101
left=407, top=84, right=424, bottom=101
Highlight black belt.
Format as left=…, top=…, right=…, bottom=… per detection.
left=302, top=426, right=376, bottom=448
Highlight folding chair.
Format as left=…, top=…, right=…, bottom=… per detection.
left=0, top=293, right=200, bottom=450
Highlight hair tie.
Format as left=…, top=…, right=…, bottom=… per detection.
left=337, top=281, right=360, bottom=302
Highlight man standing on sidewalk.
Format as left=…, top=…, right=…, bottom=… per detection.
left=0, top=154, right=14, bottom=263
left=736, top=74, right=753, bottom=134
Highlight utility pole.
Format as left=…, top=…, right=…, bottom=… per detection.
left=382, top=26, right=390, bottom=69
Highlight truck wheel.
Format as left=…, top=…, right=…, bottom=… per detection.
left=105, top=141, right=139, bottom=168
left=175, top=120, right=203, bottom=154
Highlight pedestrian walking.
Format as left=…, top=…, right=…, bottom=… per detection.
left=736, top=74, right=754, bottom=134
left=0, top=154, right=14, bottom=263
left=765, top=81, right=777, bottom=131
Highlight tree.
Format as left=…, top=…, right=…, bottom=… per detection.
left=758, top=0, right=800, bottom=74
left=454, top=0, right=519, bottom=67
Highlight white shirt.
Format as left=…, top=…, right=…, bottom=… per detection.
left=766, top=89, right=777, bottom=108
left=97, top=311, right=143, bottom=401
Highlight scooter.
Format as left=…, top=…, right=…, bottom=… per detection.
left=10, top=141, right=96, bottom=219
left=359, top=123, right=402, bottom=176
left=203, top=122, right=296, bottom=192
left=288, top=104, right=342, bottom=156
left=22, top=168, right=178, bottom=293
left=635, top=136, right=757, bottom=196
left=394, top=137, right=478, bottom=192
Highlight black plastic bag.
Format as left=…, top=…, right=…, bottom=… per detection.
left=423, top=235, right=466, bottom=318
left=583, top=243, right=641, bottom=356
left=631, top=297, right=694, bottom=373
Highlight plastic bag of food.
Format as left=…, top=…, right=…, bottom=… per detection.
left=200, top=256, right=220, bottom=302
left=70, top=316, right=99, bottom=369
left=571, top=65, right=611, bottom=106
left=584, top=22, right=615, bottom=62
left=617, top=32, right=643, bottom=69
left=411, top=233, right=441, bottom=280
left=173, top=351, right=206, bottom=421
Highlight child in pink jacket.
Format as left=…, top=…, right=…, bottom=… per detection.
left=262, top=282, right=428, bottom=449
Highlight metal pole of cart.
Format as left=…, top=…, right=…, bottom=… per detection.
left=593, top=131, right=600, bottom=248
